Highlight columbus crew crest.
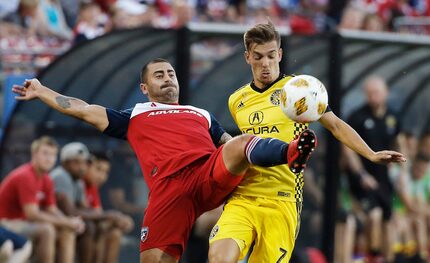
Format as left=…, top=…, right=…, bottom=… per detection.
left=270, top=89, right=282, bottom=105
left=141, top=227, right=149, bottom=242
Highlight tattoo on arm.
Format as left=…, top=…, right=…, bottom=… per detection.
left=55, top=96, right=73, bottom=109
left=218, top=132, right=233, bottom=146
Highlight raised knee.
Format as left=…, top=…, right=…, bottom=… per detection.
left=37, top=223, right=56, bottom=240
left=236, top=134, right=254, bottom=148
left=109, top=228, right=122, bottom=239
left=208, top=241, right=239, bottom=263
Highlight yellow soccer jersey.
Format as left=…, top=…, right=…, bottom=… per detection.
left=229, top=75, right=308, bottom=202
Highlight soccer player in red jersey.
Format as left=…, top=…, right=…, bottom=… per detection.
left=13, top=58, right=319, bottom=263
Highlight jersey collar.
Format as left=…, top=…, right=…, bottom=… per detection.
left=250, top=74, right=285, bottom=93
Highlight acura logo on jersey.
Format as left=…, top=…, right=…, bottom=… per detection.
left=249, top=111, right=264, bottom=125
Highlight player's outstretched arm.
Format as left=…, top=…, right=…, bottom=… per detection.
left=319, top=111, right=406, bottom=164
left=12, top=79, right=109, bottom=131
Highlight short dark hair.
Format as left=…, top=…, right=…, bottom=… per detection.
left=89, top=151, right=111, bottom=164
left=244, top=21, right=281, bottom=52
left=140, top=58, right=170, bottom=83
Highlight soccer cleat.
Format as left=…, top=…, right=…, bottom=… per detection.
left=287, top=129, right=317, bottom=173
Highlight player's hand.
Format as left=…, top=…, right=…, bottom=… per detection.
left=12, top=78, right=43, bottom=101
left=370, top=150, right=406, bottom=165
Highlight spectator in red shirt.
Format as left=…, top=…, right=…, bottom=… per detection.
left=84, top=152, right=134, bottom=263
left=0, top=136, right=85, bottom=263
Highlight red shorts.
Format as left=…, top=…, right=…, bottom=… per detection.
left=139, top=145, right=243, bottom=259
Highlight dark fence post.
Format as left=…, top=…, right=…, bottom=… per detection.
left=322, top=32, right=342, bottom=263
left=176, top=27, right=191, bottom=104
left=281, top=35, right=289, bottom=74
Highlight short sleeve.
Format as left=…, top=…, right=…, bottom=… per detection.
left=51, top=170, right=72, bottom=198
left=103, top=108, right=133, bottom=140
left=209, top=113, right=226, bottom=145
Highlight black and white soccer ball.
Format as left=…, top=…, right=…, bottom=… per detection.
left=280, top=75, right=328, bottom=123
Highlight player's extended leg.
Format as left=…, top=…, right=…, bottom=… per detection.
left=221, top=129, right=317, bottom=176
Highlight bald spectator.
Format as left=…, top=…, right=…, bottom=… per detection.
left=344, top=75, right=404, bottom=262
left=0, top=136, right=84, bottom=263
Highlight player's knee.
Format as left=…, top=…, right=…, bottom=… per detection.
left=37, top=223, right=56, bottom=241
left=208, top=240, right=239, bottom=263
left=236, top=134, right=254, bottom=149
left=224, top=134, right=254, bottom=158
left=109, top=228, right=122, bottom=240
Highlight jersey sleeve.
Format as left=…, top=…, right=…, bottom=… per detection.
left=209, top=113, right=226, bottom=145
left=103, top=108, right=133, bottom=140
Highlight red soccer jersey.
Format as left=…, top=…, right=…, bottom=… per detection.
left=84, top=180, right=101, bottom=209
left=0, top=163, right=56, bottom=219
left=103, top=102, right=225, bottom=190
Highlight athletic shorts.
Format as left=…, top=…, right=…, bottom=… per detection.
left=209, top=195, right=301, bottom=263
left=0, top=226, right=28, bottom=249
left=139, top=145, right=243, bottom=259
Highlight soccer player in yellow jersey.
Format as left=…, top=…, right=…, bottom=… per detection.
left=208, top=22, right=406, bottom=263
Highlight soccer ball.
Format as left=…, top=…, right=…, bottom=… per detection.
left=280, top=75, right=328, bottom=123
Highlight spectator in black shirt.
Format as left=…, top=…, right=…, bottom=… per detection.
left=344, top=75, right=404, bottom=262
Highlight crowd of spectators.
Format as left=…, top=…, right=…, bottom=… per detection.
left=1, top=0, right=430, bottom=76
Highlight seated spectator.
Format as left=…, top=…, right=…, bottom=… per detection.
left=36, top=0, right=73, bottom=40
left=74, top=2, right=111, bottom=44
left=84, top=152, right=133, bottom=263
left=111, top=0, right=154, bottom=29
left=51, top=142, right=132, bottom=263
left=0, top=227, right=32, bottom=263
left=0, top=136, right=84, bottom=263
left=3, top=0, right=40, bottom=34
left=392, top=154, right=430, bottom=262
left=338, top=4, right=366, bottom=30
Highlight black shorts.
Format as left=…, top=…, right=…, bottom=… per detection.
left=348, top=173, right=393, bottom=221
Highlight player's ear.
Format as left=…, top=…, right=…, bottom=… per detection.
left=140, top=83, right=148, bottom=95
left=244, top=51, right=250, bottom=64
left=278, top=48, right=283, bottom=62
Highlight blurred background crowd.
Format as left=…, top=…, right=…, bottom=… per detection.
left=2, top=0, right=430, bottom=263
left=2, top=0, right=430, bottom=75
